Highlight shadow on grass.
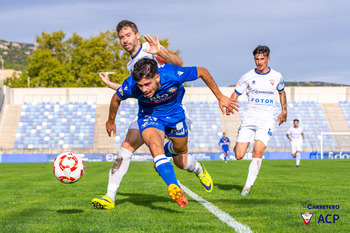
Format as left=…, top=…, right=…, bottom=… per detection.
left=215, top=183, right=243, bottom=192
left=117, top=192, right=183, bottom=213
left=57, top=209, right=84, bottom=214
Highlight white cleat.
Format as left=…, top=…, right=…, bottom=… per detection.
left=241, top=186, right=250, bottom=196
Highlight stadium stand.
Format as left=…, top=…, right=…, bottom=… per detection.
left=186, top=101, right=222, bottom=149
left=14, top=102, right=96, bottom=149
left=339, top=101, right=350, bottom=127
left=1, top=86, right=349, bottom=154
left=270, top=100, right=334, bottom=151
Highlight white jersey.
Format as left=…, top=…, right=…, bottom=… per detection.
left=287, top=127, right=304, bottom=143
left=127, top=42, right=165, bottom=74
left=235, top=68, right=284, bottom=122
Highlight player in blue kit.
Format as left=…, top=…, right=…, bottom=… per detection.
left=219, top=132, right=230, bottom=163
left=106, top=58, right=237, bottom=207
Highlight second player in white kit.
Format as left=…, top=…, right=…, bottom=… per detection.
left=231, top=45, right=288, bottom=196
left=286, top=119, right=305, bottom=167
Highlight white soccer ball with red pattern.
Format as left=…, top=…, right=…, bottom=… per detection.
left=53, top=152, right=85, bottom=183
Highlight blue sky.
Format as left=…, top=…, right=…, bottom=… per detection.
left=1, top=0, right=349, bottom=86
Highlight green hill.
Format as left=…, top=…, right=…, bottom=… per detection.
left=0, top=39, right=36, bottom=70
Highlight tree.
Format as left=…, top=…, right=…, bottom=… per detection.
left=5, top=30, right=180, bottom=88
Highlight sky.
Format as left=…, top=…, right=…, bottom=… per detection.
left=1, top=0, right=350, bottom=86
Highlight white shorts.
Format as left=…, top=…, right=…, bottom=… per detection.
left=236, top=121, right=275, bottom=147
left=291, top=141, right=302, bottom=154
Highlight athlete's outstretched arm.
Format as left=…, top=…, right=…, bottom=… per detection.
left=99, top=73, right=122, bottom=90
left=143, top=34, right=183, bottom=66
left=106, top=92, right=122, bottom=137
left=197, top=67, right=238, bottom=115
left=277, top=90, right=288, bottom=126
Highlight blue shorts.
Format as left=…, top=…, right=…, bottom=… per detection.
left=138, top=115, right=188, bottom=138
left=222, top=146, right=229, bottom=154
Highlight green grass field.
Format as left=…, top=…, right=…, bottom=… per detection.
left=0, top=159, right=349, bottom=233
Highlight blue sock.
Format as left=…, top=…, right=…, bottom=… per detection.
left=154, top=155, right=179, bottom=187
left=224, top=156, right=227, bottom=162
left=164, top=141, right=178, bottom=157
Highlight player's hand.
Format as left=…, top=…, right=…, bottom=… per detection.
left=99, top=72, right=111, bottom=87
left=106, top=120, right=117, bottom=137
left=143, top=34, right=162, bottom=54
left=218, top=96, right=239, bottom=115
left=277, top=111, right=287, bottom=126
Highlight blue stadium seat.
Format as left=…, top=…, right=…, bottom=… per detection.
left=14, top=102, right=96, bottom=149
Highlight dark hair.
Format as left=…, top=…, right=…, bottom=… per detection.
left=293, top=119, right=299, bottom=122
left=116, top=20, right=138, bottom=34
left=253, top=45, right=270, bottom=57
left=132, top=58, right=158, bottom=82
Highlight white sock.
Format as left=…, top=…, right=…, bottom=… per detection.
left=183, top=154, right=203, bottom=176
left=106, top=147, right=132, bottom=202
left=296, top=152, right=301, bottom=166
left=244, top=158, right=262, bottom=188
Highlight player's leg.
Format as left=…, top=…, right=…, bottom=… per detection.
left=291, top=142, right=296, bottom=158
left=241, top=124, right=272, bottom=196
left=224, top=152, right=227, bottom=162
left=241, top=140, right=265, bottom=196
left=106, top=128, right=144, bottom=200
left=164, top=119, right=213, bottom=192
left=92, top=127, right=144, bottom=209
left=168, top=135, right=213, bottom=192
left=235, top=142, right=250, bottom=160
left=235, top=125, right=254, bottom=160
left=141, top=122, right=187, bottom=207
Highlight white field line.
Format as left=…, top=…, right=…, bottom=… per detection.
left=178, top=181, right=252, bottom=233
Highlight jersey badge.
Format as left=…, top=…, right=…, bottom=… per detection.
left=177, top=71, right=184, bottom=76
left=252, top=80, right=256, bottom=85
left=269, top=79, right=275, bottom=85
left=168, top=87, right=177, bottom=93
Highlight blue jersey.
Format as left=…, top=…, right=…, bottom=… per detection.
left=219, top=137, right=230, bottom=149
left=116, top=63, right=198, bottom=124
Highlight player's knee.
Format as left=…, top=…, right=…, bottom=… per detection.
left=252, top=150, right=264, bottom=158
left=121, top=139, right=138, bottom=152
left=148, top=142, right=162, bottom=154
left=235, top=153, right=245, bottom=160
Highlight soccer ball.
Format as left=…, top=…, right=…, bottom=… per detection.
left=53, top=152, right=85, bottom=184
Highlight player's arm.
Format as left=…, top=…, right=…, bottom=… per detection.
left=143, top=34, right=183, bottom=66
left=286, top=133, right=292, bottom=141
left=277, top=90, right=287, bottom=126
left=106, top=92, right=122, bottom=137
left=99, top=73, right=122, bottom=90
left=197, top=67, right=238, bottom=115
left=302, top=133, right=305, bottom=140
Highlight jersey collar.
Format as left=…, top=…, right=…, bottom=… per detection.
left=131, top=43, right=142, bottom=59
left=254, top=67, right=271, bottom=75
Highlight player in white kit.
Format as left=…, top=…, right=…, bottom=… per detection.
left=231, top=45, right=288, bottom=196
left=286, top=119, right=305, bottom=167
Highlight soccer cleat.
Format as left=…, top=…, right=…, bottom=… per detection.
left=168, top=184, right=188, bottom=208
left=241, top=186, right=250, bottom=196
left=91, top=195, right=115, bottom=209
left=197, top=162, right=213, bottom=192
